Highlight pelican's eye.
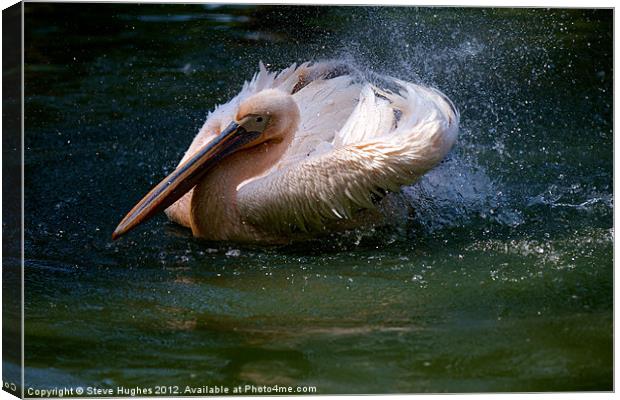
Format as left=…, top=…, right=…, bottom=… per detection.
left=238, top=114, right=270, bottom=134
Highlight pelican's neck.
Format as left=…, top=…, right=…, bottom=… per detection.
left=189, top=137, right=292, bottom=241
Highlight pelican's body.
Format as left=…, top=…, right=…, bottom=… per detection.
left=113, top=61, right=459, bottom=244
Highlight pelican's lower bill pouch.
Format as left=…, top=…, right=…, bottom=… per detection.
left=2, top=2, right=614, bottom=398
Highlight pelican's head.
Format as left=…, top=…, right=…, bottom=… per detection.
left=112, top=89, right=299, bottom=240
left=234, top=89, right=300, bottom=144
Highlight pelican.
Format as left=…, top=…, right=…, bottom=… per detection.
left=112, top=61, right=459, bottom=244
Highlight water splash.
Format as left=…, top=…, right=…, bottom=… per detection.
left=403, top=151, right=524, bottom=233
left=323, top=8, right=612, bottom=238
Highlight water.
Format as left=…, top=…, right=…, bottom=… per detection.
left=18, top=4, right=611, bottom=393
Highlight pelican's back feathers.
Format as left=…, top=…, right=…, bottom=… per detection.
left=237, top=66, right=460, bottom=234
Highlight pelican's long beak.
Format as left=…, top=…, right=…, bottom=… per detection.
left=112, top=122, right=260, bottom=240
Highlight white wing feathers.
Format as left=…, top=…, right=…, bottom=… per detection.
left=284, top=75, right=361, bottom=163
left=334, top=85, right=395, bottom=147
left=237, top=76, right=459, bottom=234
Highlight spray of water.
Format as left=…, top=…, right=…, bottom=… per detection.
left=315, top=7, right=612, bottom=238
